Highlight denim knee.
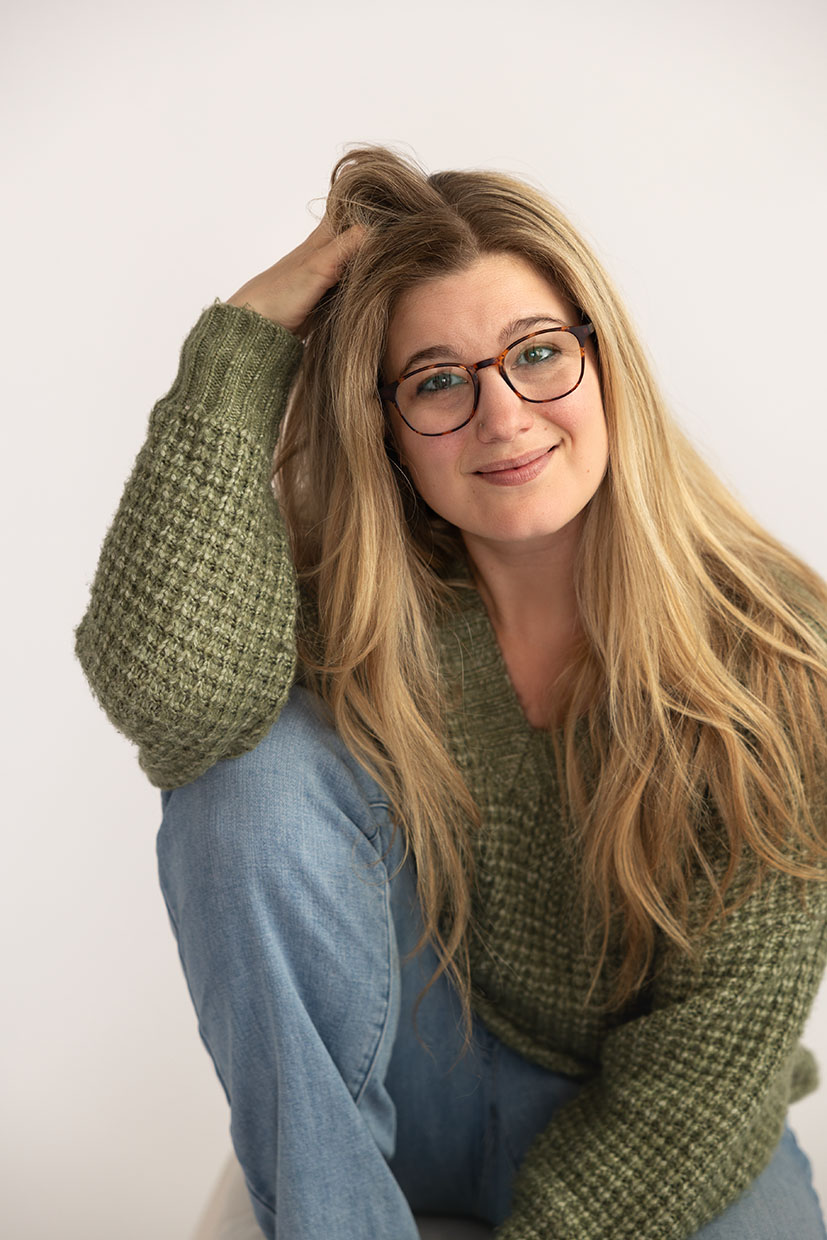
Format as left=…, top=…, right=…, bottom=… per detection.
left=157, top=687, right=393, bottom=914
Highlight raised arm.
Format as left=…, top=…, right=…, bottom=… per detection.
left=74, top=220, right=366, bottom=789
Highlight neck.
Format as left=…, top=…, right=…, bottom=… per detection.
left=461, top=518, right=582, bottom=643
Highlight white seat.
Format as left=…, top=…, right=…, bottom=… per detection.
left=191, top=1149, right=493, bottom=1239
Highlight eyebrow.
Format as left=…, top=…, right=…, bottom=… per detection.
left=398, top=315, right=567, bottom=375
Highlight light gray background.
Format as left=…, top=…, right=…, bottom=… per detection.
left=4, top=0, right=826, bottom=1236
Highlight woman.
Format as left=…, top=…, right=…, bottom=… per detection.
left=74, top=146, right=827, bottom=1239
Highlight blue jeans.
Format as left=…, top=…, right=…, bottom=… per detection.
left=157, top=686, right=826, bottom=1239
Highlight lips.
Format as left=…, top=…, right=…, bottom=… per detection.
left=475, top=446, right=557, bottom=474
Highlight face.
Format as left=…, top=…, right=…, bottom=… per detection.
left=383, top=252, right=609, bottom=559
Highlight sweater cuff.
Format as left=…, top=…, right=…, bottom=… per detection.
left=161, top=298, right=304, bottom=452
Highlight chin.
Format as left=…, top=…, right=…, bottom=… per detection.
left=470, top=519, right=572, bottom=546
left=463, top=502, right=588, bottom=547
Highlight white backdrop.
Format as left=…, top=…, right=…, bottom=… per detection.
left=4, top=0, right=826, bottom=1236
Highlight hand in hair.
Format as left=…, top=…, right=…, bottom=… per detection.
left=225, top=218, right=365, bottom=337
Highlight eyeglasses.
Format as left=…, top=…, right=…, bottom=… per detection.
left=379, top=323, right=596, bottom=437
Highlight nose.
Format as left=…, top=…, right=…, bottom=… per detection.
left=473, top=366, right=534, bottom=443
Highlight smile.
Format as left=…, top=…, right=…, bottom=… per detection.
left=474, top=446, right=558, bottom=486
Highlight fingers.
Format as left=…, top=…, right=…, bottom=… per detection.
left=308, top=220, right=368, bottom=282
left=334, top=223, right=368, bottom=259
left=224, top=220, right=369, bottom=333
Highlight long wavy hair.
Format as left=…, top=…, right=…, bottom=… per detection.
left=273, top=145, right=827, bottom=1054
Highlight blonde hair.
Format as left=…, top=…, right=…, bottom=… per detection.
left=274, top=145, right=827, bottom=1054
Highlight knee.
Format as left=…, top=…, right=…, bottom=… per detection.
left=156, top=686, right=390, bottom=917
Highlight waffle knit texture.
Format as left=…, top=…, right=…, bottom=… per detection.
left=75, top=301, right=827, bottom=1239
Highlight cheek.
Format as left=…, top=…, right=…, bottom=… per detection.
left=390, top=415, right=444, bottom=482
left=398, top=438, right=464, bottom=512
left=404, top=449, right=446, bottom=500
left=558, top=388, right=608, bottom=453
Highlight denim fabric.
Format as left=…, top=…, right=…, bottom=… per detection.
left=157, top=685, right=826, bottom=1240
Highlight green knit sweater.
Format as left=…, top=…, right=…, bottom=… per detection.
left=75, top=300, right=827, bottom=1240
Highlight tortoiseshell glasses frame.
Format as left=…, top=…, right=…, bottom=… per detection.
left=379, top=322, right=596, bottom=437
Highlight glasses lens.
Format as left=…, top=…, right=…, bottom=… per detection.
left=396, top=365, right=474, bottom=434
left=504, top=330, right=584, bottom=402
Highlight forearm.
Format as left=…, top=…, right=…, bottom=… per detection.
left=494, top=867, right=827, bottom=1240
left=74, top=300, right=304, bottom=787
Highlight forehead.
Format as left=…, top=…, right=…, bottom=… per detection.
left=385, top=252, right=577, bottom=374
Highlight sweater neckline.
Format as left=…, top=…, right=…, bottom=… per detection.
left=437, top=579, right=589, bottom=808
left=442, top=577, right=584, bottom=735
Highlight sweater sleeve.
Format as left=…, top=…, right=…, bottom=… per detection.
left=74, top=299, right=304, bottom=789
left=495, top=857, right=827, bottom=1240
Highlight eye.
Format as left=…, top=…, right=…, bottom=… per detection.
left=416, top=369, right=469, bottom=395
left=514, top=343, right=558, bottom=366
